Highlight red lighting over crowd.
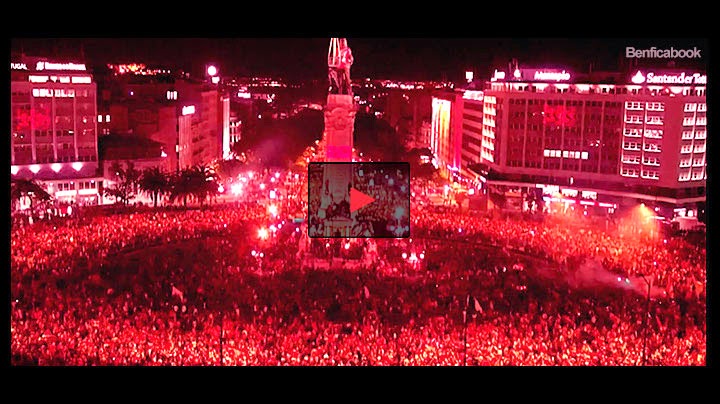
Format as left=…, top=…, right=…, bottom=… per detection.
left=9, top=38, right=706, bottom=367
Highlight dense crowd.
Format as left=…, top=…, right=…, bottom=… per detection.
left=11, top=179, right=706, bottom=366
left=352, top=165, right=410, bottom=226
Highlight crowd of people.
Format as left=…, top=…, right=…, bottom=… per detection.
left=11, top=174, right=706, bottom=366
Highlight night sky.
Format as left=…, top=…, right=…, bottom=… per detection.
left=11, top=37, right=708, bottom=81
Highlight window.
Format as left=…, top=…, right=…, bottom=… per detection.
left=621, top=168, right=639, bottom=177
left=645, top=129, right=662, bottom=139
left=623, top=155, right=640, bottom=164
left=641, top=170, right=659, bottom=179
left=646, top=116, right=663, bottom=125
left=623, top=141, right=640, bottom=150
left=643, top=157, right=659, bottom=166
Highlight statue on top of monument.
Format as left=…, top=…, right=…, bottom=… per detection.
left=328, top=38, right=353, bottom=95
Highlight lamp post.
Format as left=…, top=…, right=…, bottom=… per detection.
left=638, top=274, right=651, bottom=366
left=463, top=294, right=469, bottom=366
left=219, top=259, right=225, bottom=366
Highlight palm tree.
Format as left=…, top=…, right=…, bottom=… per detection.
left=104, top=160, right=141, bottom=206
left=11, top=178, right=52, bottom=214
left=189, top=164, right=218, bottom=208
left=168, top=168, right=194, bottom=208
left=138, top=166, right=169, bottom=208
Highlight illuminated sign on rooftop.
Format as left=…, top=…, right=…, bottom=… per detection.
left=182, top=105, right=196, bottom=116
left=11, top=62, right=28, bottom=70
left=36, top=61, right=87, bottom=71
left=491, top=70, right=506, bottom=81
left=631, top=71, right=706, bottom=85
left=492, top=68, right=571, bottom=82
left=533, top=70, right=571, bottom=82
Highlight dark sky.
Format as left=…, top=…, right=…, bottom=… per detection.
left=11, top=38, right=708, bottom=81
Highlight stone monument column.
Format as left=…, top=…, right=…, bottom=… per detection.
left=322, top=38, right=356, bottom=237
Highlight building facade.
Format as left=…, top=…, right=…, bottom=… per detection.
left=459, top=90, right=484, bottom=179
left=105, top=74, right=229, bottom=173
left=11, top=56, right=103, bottom=205
left=476, top=67, right=706, bottom=210
left=430, top=91, right=464, bottom=179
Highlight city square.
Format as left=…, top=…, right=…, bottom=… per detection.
left=10, top=38, right=707, bottom=366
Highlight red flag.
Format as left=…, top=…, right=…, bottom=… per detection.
left=171, top=285, right=185, bottom=302
left=474, top=298, right=482, bottom=314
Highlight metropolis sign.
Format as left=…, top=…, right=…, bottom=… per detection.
left=631, top=71, right=706, bottom=85
left=498, top=68, right=572, bottom=82
left=533, top=70, right=571, bottom=81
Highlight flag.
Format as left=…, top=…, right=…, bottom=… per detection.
left=364, top=285, right=370, bottom=299
left=474, top=297, right=482, bottom=314
left=171, top=285, right=185, bottom=302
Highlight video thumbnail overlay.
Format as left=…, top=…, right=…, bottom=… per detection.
left=308, top=162, right=411, bottom=238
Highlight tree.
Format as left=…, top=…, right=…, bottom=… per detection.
left=11, top=178, right=52, bottom=214
left=138, top=166, right=169, bottom=208
left=188, top=164, right=218, bottom=208
left=168, top=168, right=194, bottom=208
left=104, top=161, right=141, bottom=206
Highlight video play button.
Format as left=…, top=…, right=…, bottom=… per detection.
left=350, top=188, right=375, bottom=213
left=307, top=162, right=410, bottom=238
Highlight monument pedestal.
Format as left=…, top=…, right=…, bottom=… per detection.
left=324, top=94, right=356, bottom=162
left=321, top=93, right=356, bottom=238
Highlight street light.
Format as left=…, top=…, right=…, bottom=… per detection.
left=258, top=228, right=269, bottom=240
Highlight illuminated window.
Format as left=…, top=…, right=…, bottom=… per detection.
left=106, top=115, right=110, bottom=122
left=97, top=115, right=102, bottom=123
left=581, top=151, right=588, bottom=160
